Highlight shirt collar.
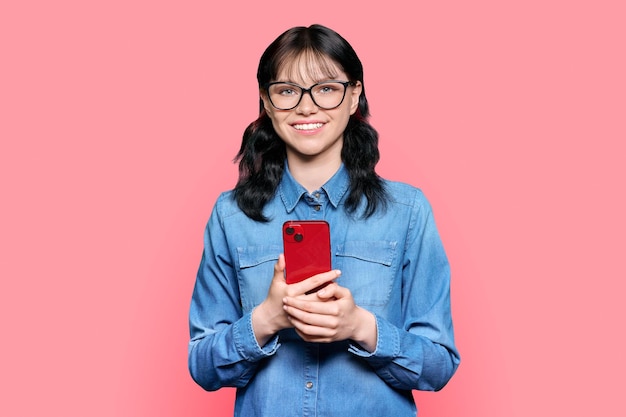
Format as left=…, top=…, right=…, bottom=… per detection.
left=279, top=162, right=350, bottom=213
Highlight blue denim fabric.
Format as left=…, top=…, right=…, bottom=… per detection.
left=188, top=164, right=460, bottom=417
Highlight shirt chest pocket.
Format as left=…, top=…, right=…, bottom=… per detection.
left=334, top=240, right=397, bottom=307
left=237, top=245, right=281, bottom=312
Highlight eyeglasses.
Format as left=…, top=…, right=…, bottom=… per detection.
left=264, top=80, right=355, bottom=110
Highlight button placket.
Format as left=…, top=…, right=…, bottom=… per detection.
left=303, top=190, right=325, bottom=218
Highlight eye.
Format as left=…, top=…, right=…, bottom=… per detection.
left=272, top=84, right=301, bottom=96
left=315, top=83, right=341, bottom=95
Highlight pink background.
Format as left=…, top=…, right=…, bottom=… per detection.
left=1, top=1, right=624, bottom=416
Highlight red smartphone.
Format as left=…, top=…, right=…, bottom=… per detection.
left=282, top=220, right=331, bottom=285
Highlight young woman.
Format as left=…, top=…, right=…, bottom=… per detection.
left=188, top=24, right=460, bottom=416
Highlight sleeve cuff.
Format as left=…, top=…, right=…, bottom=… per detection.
left=348, top=314, right=399, bottom=360
left=233, top=311, right=280, bottom=361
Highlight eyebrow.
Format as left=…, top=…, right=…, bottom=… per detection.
left=273, top=78, right=342, bottom=86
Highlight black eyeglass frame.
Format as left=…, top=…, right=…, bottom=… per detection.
left=263, top=80, right=356, bottom=110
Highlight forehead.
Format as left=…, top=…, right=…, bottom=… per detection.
left=275, top=51, right=345, bottom=84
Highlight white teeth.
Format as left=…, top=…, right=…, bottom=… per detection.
left=293, top=123, right=323, bottom=130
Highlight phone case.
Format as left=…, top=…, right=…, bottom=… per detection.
left=282, top=220, right=331, bottom=284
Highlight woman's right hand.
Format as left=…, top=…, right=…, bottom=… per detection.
left=251, top=254, right=340, bottom=346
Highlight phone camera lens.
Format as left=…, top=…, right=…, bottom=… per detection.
left=294, top=233, right=303, bottom=242
left=286, top=227, right=294, bottom=235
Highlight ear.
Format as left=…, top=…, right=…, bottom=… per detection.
left=348, top=81, right=363, bottom=115
left=260, top=89, right=273, bottom=115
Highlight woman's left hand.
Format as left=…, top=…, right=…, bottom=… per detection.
left=282, top=283, right=378, bottom=352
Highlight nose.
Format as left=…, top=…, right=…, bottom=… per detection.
left=295, top=90, right=318, bottom=115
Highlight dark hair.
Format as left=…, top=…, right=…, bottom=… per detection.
left=234, top=24, right=387, bottom=222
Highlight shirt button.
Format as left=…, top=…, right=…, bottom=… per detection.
left=313, top=205, right=321, bottom=211
left=313, top=192, right=320, bottom=198
left=305, top=381, right=313, bottom=389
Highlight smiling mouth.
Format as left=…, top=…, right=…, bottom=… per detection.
left=292, top=123, right=324, bottom=131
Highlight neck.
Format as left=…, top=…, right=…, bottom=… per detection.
left=287, top=154, right=341, bottom=193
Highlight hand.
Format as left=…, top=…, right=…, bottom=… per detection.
left=251, top=254, right=341, bottom=346
left=282, top=282, right=378, bottom=352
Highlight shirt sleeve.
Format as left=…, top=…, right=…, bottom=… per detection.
left=348, top=192, right=460, bottom=391
left=188, top=196, right=279, bottom=391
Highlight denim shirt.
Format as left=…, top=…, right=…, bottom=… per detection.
left=188, top=164, right=460, bottom=417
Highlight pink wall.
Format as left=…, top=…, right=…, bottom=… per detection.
left=1, top=1, right=624, bottom=416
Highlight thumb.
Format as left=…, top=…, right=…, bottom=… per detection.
left=273, top=254, right=286, bottom=282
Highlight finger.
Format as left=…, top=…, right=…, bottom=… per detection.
left=289, top=315, right=336, bottom=339
left=287, top=309, right=337, bottom=331
left=287, top=269, right=341, bottom=296
left=293, top=327, right=333, bottom=343
left=315, top=282, right=341, bottom=300
left=292, top=292, right=324, bottom=303
left=272, top=254, right=286, bottom=282
left=284, top=297, right=339, bottom=317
